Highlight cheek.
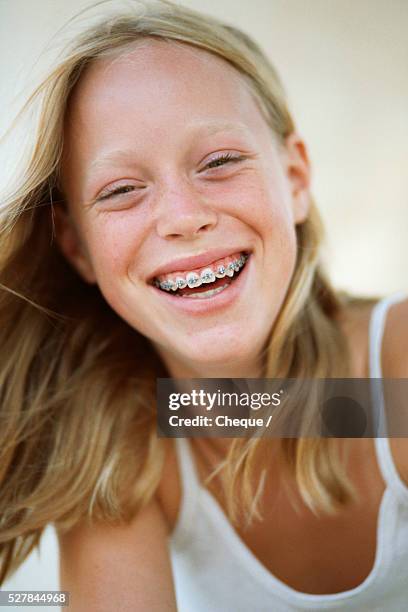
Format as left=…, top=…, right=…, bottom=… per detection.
left=236, top=174, right=298, bottom=280
left=227, top=172, right=295, bottom=239
left=84, top=213, right=145, bottom=288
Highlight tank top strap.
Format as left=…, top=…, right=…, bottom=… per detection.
left=172, top=437, right=201, bottom=545
left=369, top=291, right=408, bottom=504
left=368, top=291, right=407, bottom=378
left=175, top=437, right=201, bottom=492
left=374, top=437, right=408, bottom=505
left=368, top=291, right=407, bottom=436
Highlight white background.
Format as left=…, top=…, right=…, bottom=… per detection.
left=0, top=0, right=407, bottom=607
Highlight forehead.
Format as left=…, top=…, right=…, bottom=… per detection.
left=65, top=39, right=268, bottom=142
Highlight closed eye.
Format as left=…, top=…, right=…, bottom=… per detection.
left=95, top=153, right=248, bottom=202
left=203, top=153, right=246, bottom=171
left=97, top=184, right=143, bottom=201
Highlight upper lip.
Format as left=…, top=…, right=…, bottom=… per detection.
left=148, top=247, right=249, bottom=280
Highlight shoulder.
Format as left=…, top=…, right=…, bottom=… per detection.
left=338, top=295, right=408, bottom=485
left=336, top=294, right=408, bottom=377
left=58, top=498, right=177, bottom=610
left=382, top=296, right=408, bottom=377
left=382, top=296, right=408, bottom=488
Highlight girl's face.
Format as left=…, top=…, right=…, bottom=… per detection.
left=58, top=40, right=311, bottom=377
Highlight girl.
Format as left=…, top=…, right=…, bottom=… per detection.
left=1, top=1, right=407, bottom=610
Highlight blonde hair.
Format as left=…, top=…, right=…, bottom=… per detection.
left=0, top=0, right=371, bottom=583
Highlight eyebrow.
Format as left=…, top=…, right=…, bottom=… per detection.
left=88, top=121, right=252, bottom=171
left=89, top=149, right=140, bottom=171
left=191, top=120, right=251, bottom=137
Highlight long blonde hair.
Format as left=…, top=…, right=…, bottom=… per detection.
left=0, top=0, right=369, bottom=583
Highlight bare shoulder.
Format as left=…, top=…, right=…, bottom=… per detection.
left=337, top=295, right=408, bottom=485
left=336, top=294, right=408, bottom=377
left=57, top=497, right=177, bottom=611
left=382, top=296, right=408, bottom=487
left=382, top=296, right=408, bottom=377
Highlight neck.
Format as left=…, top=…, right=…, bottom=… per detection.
left=153, top=346, right=267, bottom=455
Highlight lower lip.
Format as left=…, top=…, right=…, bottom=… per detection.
left=149, top=254, right=252, bottom=316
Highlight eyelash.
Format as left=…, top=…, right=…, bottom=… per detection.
left=97, top=184, right=137, bottom=201
left=97, top=153, right=245, bottom=201
left=204, top=152, right=244, bottom=169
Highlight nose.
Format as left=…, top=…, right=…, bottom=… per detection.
left=154, top=178, right=218, bottom=240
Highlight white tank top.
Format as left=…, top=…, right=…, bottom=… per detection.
left=169, top=292, right=408, bottom=611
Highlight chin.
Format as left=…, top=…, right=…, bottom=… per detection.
left=175, top=333, right=262, bottom=374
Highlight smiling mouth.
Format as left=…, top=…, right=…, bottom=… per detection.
left=171, top=274, right=234, bottom=298
left=150, top=251, right=250, bottom=299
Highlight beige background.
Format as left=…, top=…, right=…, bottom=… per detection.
left=0, top=0, right=407, bottom=604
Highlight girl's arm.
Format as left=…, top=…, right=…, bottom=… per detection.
left=57, top=498, right=178, bottom=611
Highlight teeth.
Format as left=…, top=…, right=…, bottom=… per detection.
left=182, top=283, right=230, bottom=299
left=225, top=262, right=235, bottom=277
left=215, top=264, right=226, bottom=278
left=200, top=268, right=216, bottom=284
left=158, top=279, right=175, bottom=291
left=186, top=272, right=201, bottom=289
left=175, top=277, right=187, bottom=289
left=156, top=253, right=249, bottom=292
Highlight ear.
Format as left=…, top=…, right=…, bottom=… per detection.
left=52, top=204, right=97, bottom=284
left=283, top=132, right=311, bottom=225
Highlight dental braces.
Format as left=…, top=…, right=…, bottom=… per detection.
left=155, top=253, right=248, bottom=292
